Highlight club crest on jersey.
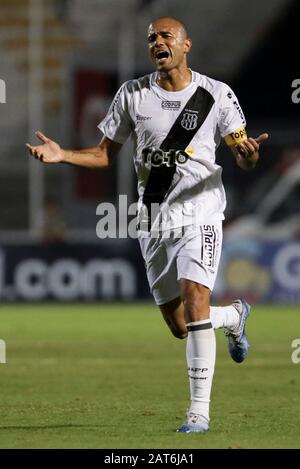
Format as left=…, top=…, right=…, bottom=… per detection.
left=181, top=110, right=198, bottom=130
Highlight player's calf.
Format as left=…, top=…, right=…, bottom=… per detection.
left=159, top=297, right=187, bottom=339
left=180, top=280, right=210, bottom=322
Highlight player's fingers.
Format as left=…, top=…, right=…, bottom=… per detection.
left=26, top=143, right=37, bottom=158
left=243, top=140, right=256, bottom=154
left=26, top=143, right=34, bottom=154
left=33, top=149, right=41, bottom=159
left=248, top=137, right=259, bottom=151
left=243, top=140, right=256, bottom=155
left=255, top=133, right=269, bottom=144
left=26, top=144, right=44, bottom=159
left=36, top=131, right=50, bottom=144
left=236, top=143, right=247, bottom=155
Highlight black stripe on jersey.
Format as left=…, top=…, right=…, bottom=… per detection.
left=142, top=86, right=215, bottom=230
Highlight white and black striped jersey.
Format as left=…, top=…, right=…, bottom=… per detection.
left=98, top=70, right=247, bottom=231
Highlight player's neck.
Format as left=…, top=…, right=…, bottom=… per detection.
left=156, top=66, right=192, bottom=92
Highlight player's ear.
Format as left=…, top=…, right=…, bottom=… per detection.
left=184, top=38, right=192, bottom=54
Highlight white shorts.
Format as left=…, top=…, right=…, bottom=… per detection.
left=138, top=223, right=223, bottom=305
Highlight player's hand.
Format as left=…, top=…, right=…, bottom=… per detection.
left=234, top=133, right=269, bottom=169
left=26, top=131, right=64, bottom=164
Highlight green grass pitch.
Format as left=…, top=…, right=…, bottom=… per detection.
left=0, top=303, right=299, bottom=448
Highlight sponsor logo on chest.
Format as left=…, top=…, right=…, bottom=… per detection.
left=161, top=100, right=181, bottom=110
left=136, top=114, right=152, bottom=121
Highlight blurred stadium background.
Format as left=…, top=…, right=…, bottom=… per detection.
left=0, top=0, right=299, bottom=304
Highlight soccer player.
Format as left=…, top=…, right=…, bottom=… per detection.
left=26, top=17, right=269, bottom=433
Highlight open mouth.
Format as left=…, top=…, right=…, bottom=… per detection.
left=155, top=50, right=170, bottom=60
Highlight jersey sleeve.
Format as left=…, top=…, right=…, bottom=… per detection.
left=218, top=84, right=247, bottom=146
left=97, top=83, right=133, bottom=144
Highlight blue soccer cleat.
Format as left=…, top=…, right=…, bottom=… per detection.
left=177, top=412, right=209, bottom=433
left=224, top=299, right=250, bottom=363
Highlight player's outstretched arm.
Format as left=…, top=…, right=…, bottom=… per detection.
left=26, top=131, right=122, bottom=169
left=230, top=133, right=269, bottom=171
